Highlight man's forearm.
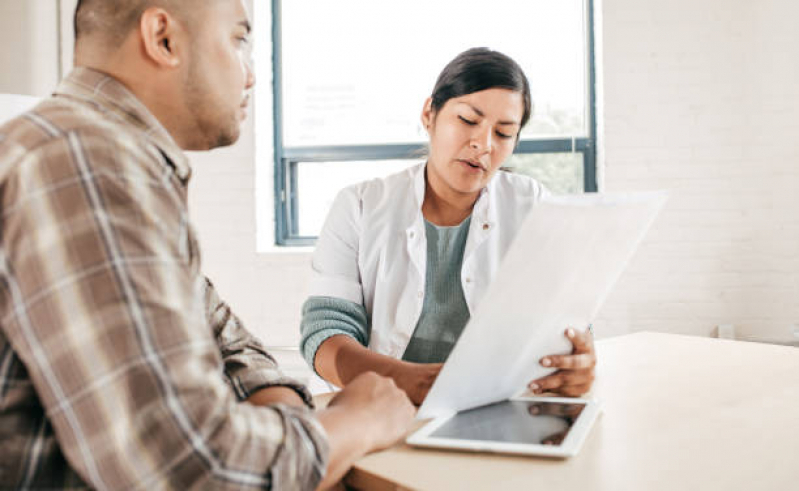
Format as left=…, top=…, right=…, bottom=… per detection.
left=313, top=406, right=374, bottom=490
left=247, top=386, right=307, bottom=408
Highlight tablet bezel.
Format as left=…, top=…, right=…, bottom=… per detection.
left=406, top=396, right=601, bottom=458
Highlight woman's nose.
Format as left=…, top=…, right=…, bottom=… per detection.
left=469, top=126, right=492, bottom=153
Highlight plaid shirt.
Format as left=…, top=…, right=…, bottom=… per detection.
left=0, top=68, right=328, bottom=490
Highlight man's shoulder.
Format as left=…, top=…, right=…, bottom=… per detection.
left=0, top=97, right=157, bottom=181
left=1, top=97, right=145, bottom=156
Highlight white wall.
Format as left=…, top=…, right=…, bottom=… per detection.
left=593, top=0, right=799, bottom=342
left=3, top=0, right=798, bottom=347
left=0, top=0, right=61, bottom=96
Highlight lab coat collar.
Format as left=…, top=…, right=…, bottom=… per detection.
left=408, top=162, right=497, bottom=229
left=407, top=162, right=497, bottom=262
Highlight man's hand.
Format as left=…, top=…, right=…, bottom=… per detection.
left=528, top=327, right=596, bottom=397
left=326, top=371, right=416, bottom=451
left=315, top=372, right=415, bottom=489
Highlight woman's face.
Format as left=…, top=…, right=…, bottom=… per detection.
left=422, top=88, right=524, bottom=199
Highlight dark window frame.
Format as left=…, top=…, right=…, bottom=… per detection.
left=271, top=0, right=598, bottom=246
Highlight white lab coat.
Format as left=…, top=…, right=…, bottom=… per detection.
left=309, top=163, right=548, bottom=358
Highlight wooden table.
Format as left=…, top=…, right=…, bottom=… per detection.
left=343, top=332, right=799, bottom=490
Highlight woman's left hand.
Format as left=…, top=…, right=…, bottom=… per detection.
left=528, top=327, right=596, bottom=397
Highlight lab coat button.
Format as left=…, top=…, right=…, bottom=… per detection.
left=417, top=290, right=423, bottom=299
left=482, top=223, right=490, bottom=231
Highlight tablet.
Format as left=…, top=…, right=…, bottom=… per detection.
left=407, top=396, right=601, bottom=458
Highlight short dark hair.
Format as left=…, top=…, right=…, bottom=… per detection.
left=73, top=0, right=199, bottom=46
left=74, top=0, right=147, bottom=44
left=430, top=48, right=533, bottom=132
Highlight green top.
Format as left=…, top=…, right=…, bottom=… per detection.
left=401, top=216, right=472, bottom=363
left=300, top=216, right=472, bottom=369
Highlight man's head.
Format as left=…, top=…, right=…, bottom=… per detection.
left=74, top=0, right=254, bottom=151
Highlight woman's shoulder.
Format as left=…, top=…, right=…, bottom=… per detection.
left=326, top=163, right=422, bottom=224
left=491, top=169, right=549, bottom=200
left=336, top=163, right=421, bottom=204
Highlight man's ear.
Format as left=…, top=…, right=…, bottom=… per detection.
left=139, top=8, right=184, bottom=68
left=421, top=97, right=434, bottom=132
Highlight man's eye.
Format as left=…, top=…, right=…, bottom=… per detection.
left=458, top=116, right=477, bottom=125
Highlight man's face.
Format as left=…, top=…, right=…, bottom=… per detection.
left=184, top=0, right=254, bottom=150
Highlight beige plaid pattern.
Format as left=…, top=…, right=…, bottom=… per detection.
left=0, top=68, right=328, bottom=490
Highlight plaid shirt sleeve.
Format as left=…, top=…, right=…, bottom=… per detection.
left=205, top=278, right=315, bottom=407
left=0, top=121, right=328, bottom=489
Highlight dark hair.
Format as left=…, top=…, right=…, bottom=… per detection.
left=430, top=47, right=532, bottom=133
left=74, top=0, right=199, bottom=46
left=74, top=0, right=147, bottom=44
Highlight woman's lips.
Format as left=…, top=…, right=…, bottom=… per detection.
left=457, top=159, right=485, bottom=171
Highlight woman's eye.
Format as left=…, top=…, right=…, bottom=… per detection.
left=458, top=116, right=477, bottom=126
left=496, top=131, right=513, bottom=139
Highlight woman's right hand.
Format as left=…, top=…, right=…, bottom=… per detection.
left=314, top=335, right=444, bottom=406
left=396, top=362, right=444, bottom=405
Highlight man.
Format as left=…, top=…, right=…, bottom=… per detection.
left=0, top=0, right=414, bottom=489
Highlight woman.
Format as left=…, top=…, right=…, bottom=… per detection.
left=300, top=48, right=596, bottom=404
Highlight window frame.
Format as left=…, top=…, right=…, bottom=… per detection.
left=271, top=0, right=598, bottom=246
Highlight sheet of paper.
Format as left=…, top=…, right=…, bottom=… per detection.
left=417, top=191, right=668, bottom=419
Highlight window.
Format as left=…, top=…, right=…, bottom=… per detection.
left=271, top=0, right=597, bottom=245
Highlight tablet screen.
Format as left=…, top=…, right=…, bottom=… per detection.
left=429, top=400, right=586, bottom=446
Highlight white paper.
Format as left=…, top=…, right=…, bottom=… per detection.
left=417, top=191, right=668, bottom=419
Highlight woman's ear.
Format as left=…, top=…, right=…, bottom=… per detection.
left=139, top=7, right=184, bottom=68
left=420, top=97, right=434, bottom=132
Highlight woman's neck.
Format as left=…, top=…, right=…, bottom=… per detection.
left=422, top=166, right=479, bottom=226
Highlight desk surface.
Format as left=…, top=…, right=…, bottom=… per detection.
left=344, top=332, right=799, bottom=491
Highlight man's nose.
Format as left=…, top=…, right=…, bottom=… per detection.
left=245, top=59, right=256, bottom=89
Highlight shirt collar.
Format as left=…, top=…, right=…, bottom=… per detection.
left=53, top=67, right=192, bottom=182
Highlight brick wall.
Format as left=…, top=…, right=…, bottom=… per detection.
left=593, top=0, right=799, bottom=341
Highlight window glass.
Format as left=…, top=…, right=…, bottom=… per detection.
left=296, top=159, right=419, bottom=235
left=504, top=152, right=584, bottom=195
left=281, top=0, right=587, bottom=147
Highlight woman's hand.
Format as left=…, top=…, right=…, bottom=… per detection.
left=395, top=362, right=444, bottom=405
left=528, top=327, right=596, bottom=397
